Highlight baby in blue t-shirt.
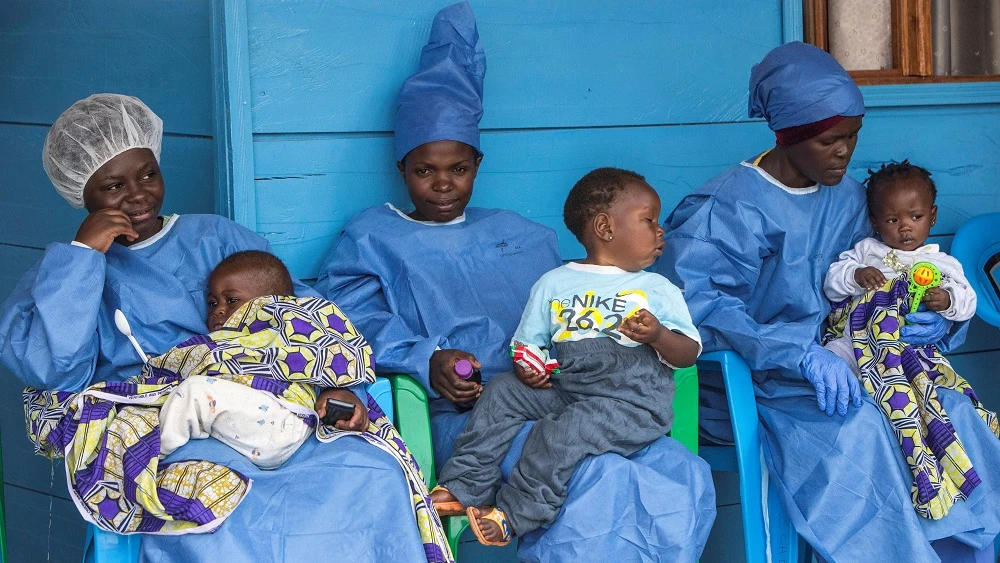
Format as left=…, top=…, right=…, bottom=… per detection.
left=430, top=168, right=702, bottom=546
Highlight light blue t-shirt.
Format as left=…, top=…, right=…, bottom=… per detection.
left=512, top=263, right=702, bottom=366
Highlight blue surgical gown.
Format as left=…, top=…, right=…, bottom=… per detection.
left=0, top=214, right=429, bottom=562
left=317, top=203, right=717, bottom=561
left=656, top=159, right=1000, bottom=562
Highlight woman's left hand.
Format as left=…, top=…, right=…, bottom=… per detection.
left=315, top=388, right=368, bottom=431
left=900, top=311, right=952, bottom=346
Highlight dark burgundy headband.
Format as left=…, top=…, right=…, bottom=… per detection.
left=775, top=115, right=848, bottom=147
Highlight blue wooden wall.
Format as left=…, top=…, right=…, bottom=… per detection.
left=0, top=1, right=216, bottom=560
left=0, top=0, right=998, bottom=561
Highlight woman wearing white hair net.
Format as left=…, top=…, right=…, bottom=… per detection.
left=0, top=94, right=435, bottom=562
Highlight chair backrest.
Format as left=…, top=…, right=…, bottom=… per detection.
left=952, top=212, right=1000, bottom=328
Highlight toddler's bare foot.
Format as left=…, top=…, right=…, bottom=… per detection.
left=429, top=486, right=465, bottom=516
left=469, top=506, right=513, bottom=545
left=430, top=487, right=458, bottom=505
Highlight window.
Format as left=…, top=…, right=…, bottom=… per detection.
left=803, top=0, right=1000, bottom=85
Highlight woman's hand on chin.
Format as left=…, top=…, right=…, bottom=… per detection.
left=74, top=209, right=139, bottom=252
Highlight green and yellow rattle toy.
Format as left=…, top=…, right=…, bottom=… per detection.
left=908, top=261, right=941, bottom=313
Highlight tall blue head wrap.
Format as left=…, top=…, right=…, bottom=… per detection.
left=748, top=42, right=864, bottom=131
left=394, top=1, right=486, bottom=162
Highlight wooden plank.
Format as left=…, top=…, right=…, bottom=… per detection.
left=253, top=121, right=775, bottom=278
left=0, top=124, right=215, bottom=249
left=4, top=486, right=86, bottom=563
left=0, top=0, right=212, bottom=136
left=212, top=0, right=259, bottom=227
left=782, top=0, right=804, bottom=43
left=252, top=104, right=1000, bottom=279
left=851, top=105, right=1000, bottom=229
left=895, top=0, right=933, bottom=77
left=243, top=0, right=781, bottom=133
left=805, top=0, right=829, bottom=51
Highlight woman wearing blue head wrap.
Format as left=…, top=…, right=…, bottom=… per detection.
left=316, top=0, right=564, bottom=470
left=317, top=3, right=716, bottom=561
left=655, top=42, right=1000, bottom=562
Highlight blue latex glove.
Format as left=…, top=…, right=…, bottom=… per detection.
left=900, top=311, right=952, bottom=346
left=800, top=343, right=863, bottom=416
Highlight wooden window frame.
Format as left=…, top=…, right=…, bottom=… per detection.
left=803, top=0, right=1000, bottom=85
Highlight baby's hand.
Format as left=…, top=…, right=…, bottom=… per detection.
left=514, top=361, right=551, bottom=389
left=619, top=309, right=664, bottom=344
left=315, top=388, right=368, bottom=432
left=922, top=287, right=951, bottom=312
left=853, top=266, right=886, bottom=291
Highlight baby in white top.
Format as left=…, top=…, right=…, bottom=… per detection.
left=823, top=161, right=976, bottom=371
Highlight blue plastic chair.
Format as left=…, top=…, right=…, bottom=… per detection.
left=696, top=351, right=806, bottom=563
left=951, top=212, right=1000, bottom=328
left=952, top=214, right=1000, bottom=558
left=82, top=378, right=395, bottom=563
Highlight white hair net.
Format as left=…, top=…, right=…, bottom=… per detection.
left=42, top=94, right=163, bottom=208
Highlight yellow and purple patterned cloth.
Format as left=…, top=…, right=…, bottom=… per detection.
left=24, top=296, right=452, bottom=562
left=825, top=277, right=1000, bottom=519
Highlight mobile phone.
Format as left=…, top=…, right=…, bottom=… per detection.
left=321, top=398, right=356, bottom=426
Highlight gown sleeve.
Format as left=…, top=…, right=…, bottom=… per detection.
left=314, top=230, right=445, bottom=397
left=0, top=243, right=107, bottom=391
left=937, top=254, right=978, bottom=322
left=823, top=239, right=870, bottom=302
left=934, top=253, right=972, bottom=351
left=663, top=196, right=822, bottom=375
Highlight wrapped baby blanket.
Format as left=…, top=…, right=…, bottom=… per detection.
left=24, top=296, right=452, bottom=562
left=825, top=277, right=1000, bottom=519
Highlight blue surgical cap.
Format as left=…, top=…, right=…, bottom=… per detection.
left=748, top=42, right=865, bottom=131
left=394, top=1, right=486, bottom=162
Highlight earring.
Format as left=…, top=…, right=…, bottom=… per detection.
left=607, top=235, right=613, bottom=241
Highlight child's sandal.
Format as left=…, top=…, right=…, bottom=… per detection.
left=466, top=506, right=512, bottom=547
left=429, top=485, right=465, bottom=516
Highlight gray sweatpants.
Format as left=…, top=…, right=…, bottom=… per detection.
left=438, top=337, right=675, bottom=535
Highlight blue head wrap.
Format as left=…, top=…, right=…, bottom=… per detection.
left=394, top=1, right=486, bottom=162
left=748, top=42, right=864, bottom=131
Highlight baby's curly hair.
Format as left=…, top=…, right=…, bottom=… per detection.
left=211, top=250, right=294, bottom=296
left=564, top=167, right=647, bottom=242
left=864, top=160, right=936, bottom=215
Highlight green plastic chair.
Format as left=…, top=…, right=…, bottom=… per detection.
left=389, top=366, right=699, bottom=561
